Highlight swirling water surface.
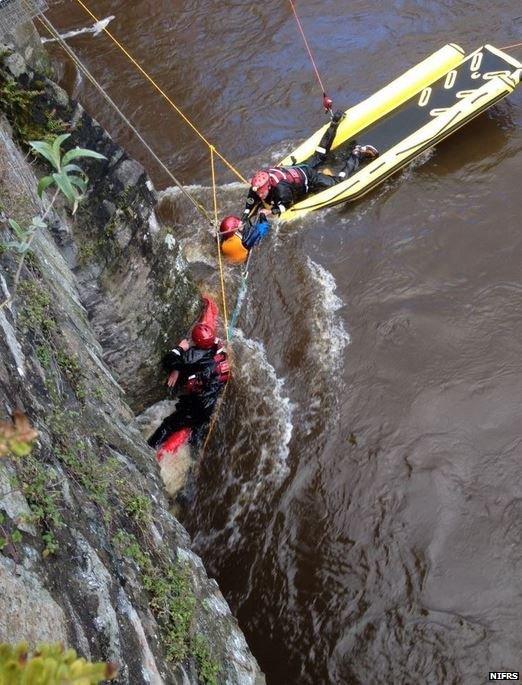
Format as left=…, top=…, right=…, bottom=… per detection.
left=47, top=2, right=522, bottom=682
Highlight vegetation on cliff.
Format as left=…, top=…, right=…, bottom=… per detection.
left=0, top=642, right=116, bottom=684
left=0, top=40, right=264, bottom=685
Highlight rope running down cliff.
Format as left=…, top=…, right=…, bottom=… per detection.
left=33, top=11, right=214, bottom=225
left=34, top=9, right=233, bottom=330
left=34, top=10, right=232, bottom=335
left=71, top=0, right=247, bottom=185
left=33, top=8, right=234, bottom=451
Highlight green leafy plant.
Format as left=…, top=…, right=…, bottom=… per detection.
left=56, top=441, right=117, bottom=511
left=192, top=635, right=219, bottom=685
left=114, top=531, right=197, bottom=664
left=3, top=217, right=46, bottom=254
left=17, top=280, right=56, bottom=337
left=122, top=494, right=151, bottom=526
left=0, top=642, right=117, bottom=684
left=17, top=282, right=87, bottom=403
left=10, top=529, right=22, bottom=544
left=30, top=134, right=105, bottom=215
left=0, top=134, right=106, bottom=311
left=41, top=531, right=59, bottom=557
left=17, top=454, right=63, bottom=557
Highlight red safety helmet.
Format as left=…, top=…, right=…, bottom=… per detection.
left=251, top=170, right=271, bottom=200
left=191, top=323, right=215, bottom=349
left=219, top=215, right=242, bottom=237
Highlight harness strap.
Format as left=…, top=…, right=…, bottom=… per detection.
left=267, top=166, right=308, bottom=192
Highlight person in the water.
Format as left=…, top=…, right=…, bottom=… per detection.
left=147, top=296, right=229, bottom=450
left=219, top=213, right=271, bottom=265
left=242, top=111, right=379, bottom=220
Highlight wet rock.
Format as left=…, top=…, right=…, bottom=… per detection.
left=0, top=303, right=26, bottom=378
left=2, top=20, right=51, bottom=75
left=178, top=548, right=265, bottom=685
left=47, top=80, right=69, bottom=109
left=136, top=399, right=178, bottom=441
left=113, top=218, right=133, bottom=250
left=5, top=51, right=26, bottom=78
left=115, top=159, right=146, bottom=189
left=74, top=533, right=122, bottom=663
left=0, top=464, right=35, bottom=535
left=0, top=556, right=68, bottom=645
left=117, top=590, right=164, bottom=685
left=0, top=43, right=265, bottom=685
left=103, top=200, right=117, bottom=218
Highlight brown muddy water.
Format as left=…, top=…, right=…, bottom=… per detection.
left=46, top=1, right=522, bottom=683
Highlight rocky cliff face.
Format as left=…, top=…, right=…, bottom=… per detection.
left=0, top=35, right=264, bottom=685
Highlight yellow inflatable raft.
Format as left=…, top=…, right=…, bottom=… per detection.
left=280, top=44, right=521, bottom=222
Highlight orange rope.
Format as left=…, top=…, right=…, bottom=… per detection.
left=288, top=0, right=328, bottom=96
left=72, top=0, right=247, bottom=184
left=500, top=41, right=522, bottom=51
left=210, top=146, right=230, bottom=339
left=200, top=147, right=233, bottom=455
left=65, top=0, right=237, bottom=458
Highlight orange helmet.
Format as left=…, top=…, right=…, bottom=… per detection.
left=219, top=215, right=242, bottom=237
left=251, top=170, right=271, bottom=200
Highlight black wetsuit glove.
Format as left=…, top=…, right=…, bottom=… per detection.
left=332, top=110, right=345, bottom=125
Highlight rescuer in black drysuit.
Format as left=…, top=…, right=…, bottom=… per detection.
left=147, top=296, right=229, bottom=450
left=242, top=111, right=379, bottom=220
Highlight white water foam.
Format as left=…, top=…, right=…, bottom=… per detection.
left=158, top=182, right=246, bottom=231
left=42, top=16, right=115, bottom=43
left=232, top=331, right=294, bottom=474
left=305, top=257, right=350, bottom=367
left=157, top=182, right=259, bottom=276
left=194, top=331, right=294, bottom=549
left=157, top=183, right=209, bottom=212
left=267, top=139, right=300, bottom=165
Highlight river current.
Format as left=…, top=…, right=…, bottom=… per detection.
left=46, top=1, right=522, bottom=683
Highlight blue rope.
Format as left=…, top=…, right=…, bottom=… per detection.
left=227, top=253, right=252, bottom=339
left=227, top=272, right=248, bottom=339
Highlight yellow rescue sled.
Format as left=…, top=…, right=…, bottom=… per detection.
left=279, top=44, right=521, bottom=222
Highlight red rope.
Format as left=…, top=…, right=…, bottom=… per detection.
left=499, top=41, right=522, bottom=51
left=288, top=0, right=327, bottom=97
